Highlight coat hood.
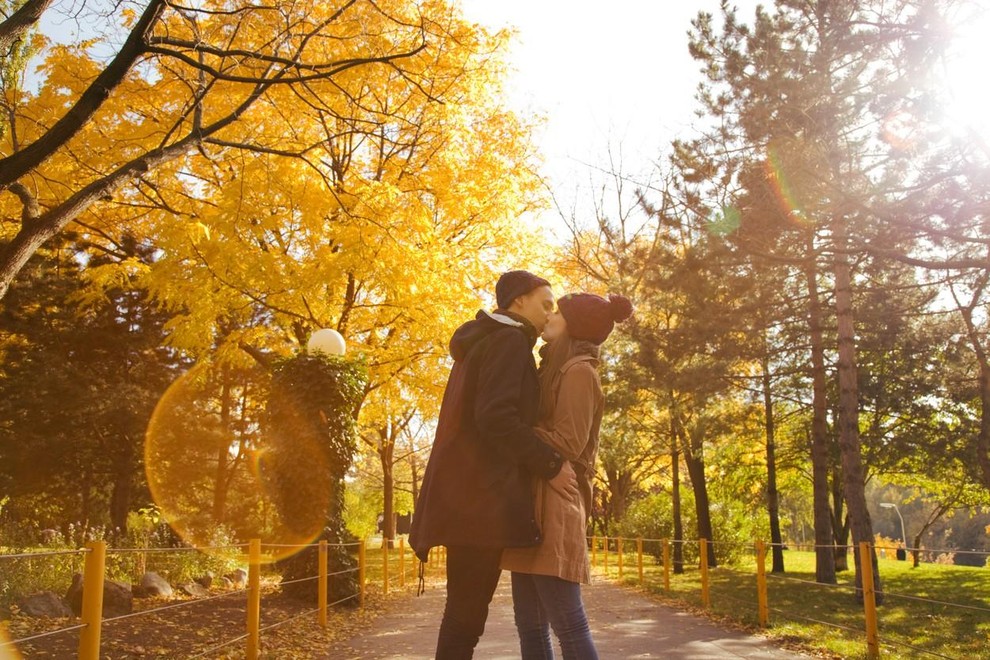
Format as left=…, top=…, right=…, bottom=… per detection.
left=449, top=310, right=537, bottom=361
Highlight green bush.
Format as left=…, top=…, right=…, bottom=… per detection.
left=611, top=489, right=764, bottom=567
left=614, top=492, right=676, bottom=542
left=0, top=507, right=242, bottom=615
left=1, top=548, right=85, bottom=616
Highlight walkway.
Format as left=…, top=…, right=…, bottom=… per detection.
left=326, top=574, right=808, bottom=659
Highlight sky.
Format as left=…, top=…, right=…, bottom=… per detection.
left=458, top=1, right=759, bottom=233
left=457, top=1, right=990, bottom=236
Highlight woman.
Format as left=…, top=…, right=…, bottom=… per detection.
left=501, top=292, right=633, bottom=660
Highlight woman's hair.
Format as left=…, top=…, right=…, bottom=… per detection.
left=538, top=331, right=599, bottom=422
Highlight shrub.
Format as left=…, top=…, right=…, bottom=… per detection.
left=0, top=508, right=241, bottom=615
left=610, top=490, right=763, bottom=567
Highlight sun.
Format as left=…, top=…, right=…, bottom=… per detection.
left=939, top=3, right=990, bottom=143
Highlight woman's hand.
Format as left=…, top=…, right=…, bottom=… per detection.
left=548, top=460, right=579, bottom=501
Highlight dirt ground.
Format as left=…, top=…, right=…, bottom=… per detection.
left=3, top=582, right=389, bottom=659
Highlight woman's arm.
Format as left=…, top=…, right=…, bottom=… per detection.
left=540, top=362, right=598, bottom=461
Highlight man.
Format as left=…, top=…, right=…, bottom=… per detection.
left=410, top=270, right=579, bottom=659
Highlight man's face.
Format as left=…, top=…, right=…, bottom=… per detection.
left=511, top=285, right=555, bottom=332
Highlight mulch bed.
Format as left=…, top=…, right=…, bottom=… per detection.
left=3, top=582, right=396, bottom=659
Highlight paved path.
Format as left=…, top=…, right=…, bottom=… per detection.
left=326, top=574, right=808, bottom=659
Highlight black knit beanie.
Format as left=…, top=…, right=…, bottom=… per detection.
left=495, top=270, right=551, bottom=310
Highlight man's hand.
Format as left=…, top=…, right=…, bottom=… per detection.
left=548, top=460, right=579, bottom=501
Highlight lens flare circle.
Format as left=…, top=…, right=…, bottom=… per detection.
left=0, top=627, right=22, bottom=660
left=145, top=366, right=333, bottom=563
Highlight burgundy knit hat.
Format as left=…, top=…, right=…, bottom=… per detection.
left=557, top=293, right=634, bottom=344
left=496, top=270, right=552, bottom=310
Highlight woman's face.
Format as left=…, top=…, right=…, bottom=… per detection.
left=542, top=311, right=567, bottom=342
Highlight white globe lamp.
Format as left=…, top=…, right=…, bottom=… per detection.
left=307, top=328, right=346, bottom=357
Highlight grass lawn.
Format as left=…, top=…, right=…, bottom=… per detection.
left=598, top=545, right=990, bottom=659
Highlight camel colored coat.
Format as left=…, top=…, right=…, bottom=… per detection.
left=501, top=355, right=604, bottom=584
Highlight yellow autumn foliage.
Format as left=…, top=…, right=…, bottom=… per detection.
left=2, top=0, right=550, bottom=431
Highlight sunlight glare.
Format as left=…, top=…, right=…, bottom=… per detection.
left=941, top=5, right=990, bottom=141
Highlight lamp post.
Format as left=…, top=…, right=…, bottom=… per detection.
left=880, top=502, right=907, bottom=560
left=307, top=329, right=346, bottom=356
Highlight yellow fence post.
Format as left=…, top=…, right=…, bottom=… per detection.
left=859, top=542, right=881, bottom=659
left=637, top=538, right=644, bottom=586
left=359, top=539, right=366, bottom=608
left=77, top=541, right=106, bottom=660
left=618, top=538, right=624, bottom=578
left=662, top=539, right=671, bottom=592
left=382, top=538, right=390, bottom=597
left=318, top=540, right=328, bottom=628
left=700, top=538, right=710, bottom=608
left=399, top=537, right=406, bottom=589
left=603, top=536, right=609, bottom=576
left=591, top=536, right=597, bottom=567
left=247, top=539, right=261, bottom=660
left=756, top=540, right=768, bottom=628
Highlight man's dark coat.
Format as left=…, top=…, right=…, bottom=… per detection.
left=409, top=310, right=562, bottom=561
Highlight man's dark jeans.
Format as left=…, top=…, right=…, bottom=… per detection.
left=435, top=545, right=503, bottom=659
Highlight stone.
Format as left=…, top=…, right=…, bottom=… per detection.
left=194, top=572, right=213, bottom=588
left=17, top=592, right=73, bottom=618
left=140, top=571, right=173, bottom=598
left=65, top=574, right=133, bottom=618
left=179, top=582, right=210, bottom=598
left=102, top=580, right=133, bottom=618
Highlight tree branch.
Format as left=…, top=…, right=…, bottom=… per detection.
left=0, top=0, right=168, bottom=190
left=0, top=0, right=53, bottom=56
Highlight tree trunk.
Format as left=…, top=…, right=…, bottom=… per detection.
left=109, top=441, right=135, bottom=535
left=80, top=468, right=92, bottom=539
left=831, top=465, right=849, bottom=572
left=109, top=472, right=131, bottom=536
left=912, top=532, right=923, bottom=568
left=681, top=423, right=717, bottom=568
left=976, top=358, right=990, bottom=488
left=379, top=424, right=396, bottom=549
left=410, top=453, right=419, bottom=512
left=382, top=462, right=395, bottom=549
left=606, top=469, right=634, bottom=523
left=832, top=216, right=882, bottom=603
left=805, top=242, right=836, bottom=584
left=670, top=429, right=684, bottom=574
left=955, top=280, right=990, bottom=489
left=212, top=369, right=231, bottom=523
left=761, top=351, right=784, bottom=573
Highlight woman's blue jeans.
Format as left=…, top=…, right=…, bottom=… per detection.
left=510, top=571, right=599, bottom=660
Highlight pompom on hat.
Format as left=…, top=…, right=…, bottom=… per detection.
left=496, top=270, right=552, bottom=310
left=557, top=293, right=633, bottom=344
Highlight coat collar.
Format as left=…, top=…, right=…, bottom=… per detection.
left=483, top=310, right=524, bottom=327
left=486, top=309, right=540, bottom=346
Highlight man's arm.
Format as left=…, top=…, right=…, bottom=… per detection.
left=473, top=328, right=563, bottom=479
